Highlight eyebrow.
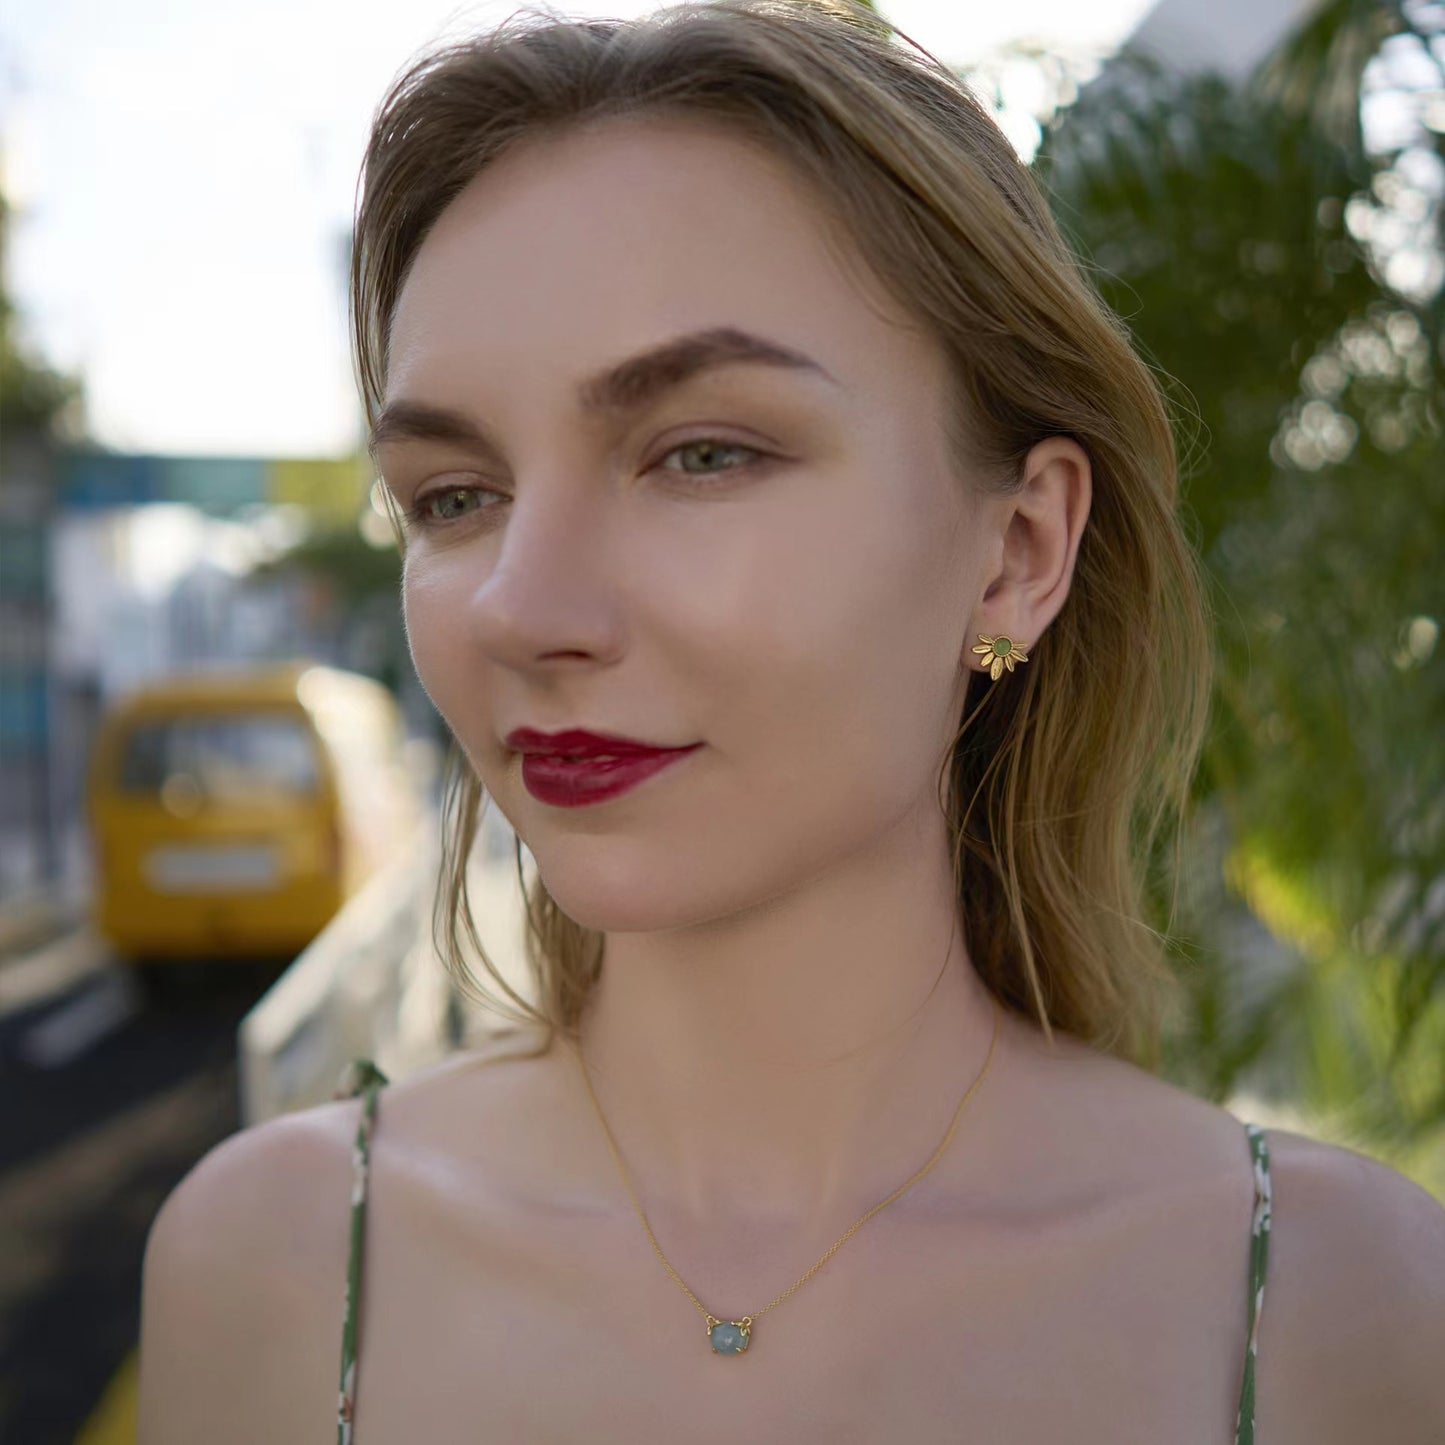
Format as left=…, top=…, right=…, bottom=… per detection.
left=367, top=326, right=838, bottom=455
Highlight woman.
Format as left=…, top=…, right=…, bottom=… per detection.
left=137, top=2, right=1445, bottom=1441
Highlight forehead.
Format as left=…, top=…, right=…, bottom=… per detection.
left=385, top=115, right=935, bottom=406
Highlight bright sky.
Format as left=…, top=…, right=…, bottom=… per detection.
left=0, top=0, right=1155, bottom=456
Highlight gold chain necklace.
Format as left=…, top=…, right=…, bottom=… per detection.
left=576, top=990, right=1001, bottom=1356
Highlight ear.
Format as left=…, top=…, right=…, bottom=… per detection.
left=965, top=436, right=1091, bottom=676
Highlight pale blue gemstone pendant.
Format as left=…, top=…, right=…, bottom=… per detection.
left=707, top=1316, right=752, bottom=1355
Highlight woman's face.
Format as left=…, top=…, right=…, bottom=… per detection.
left=379, top=117, right=999, bottom=931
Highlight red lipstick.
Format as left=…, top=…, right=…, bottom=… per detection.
left=504, top=727, right=701, bottom=808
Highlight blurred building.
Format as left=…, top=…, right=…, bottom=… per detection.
left=0, top=433, right=59, bottom=895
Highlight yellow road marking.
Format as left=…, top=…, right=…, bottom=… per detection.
left=74, top=1348, right=137, bottom=1445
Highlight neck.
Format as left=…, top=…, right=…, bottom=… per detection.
left=571, top=828, right=1003, bottom=1232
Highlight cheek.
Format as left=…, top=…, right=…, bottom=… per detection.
left=400, top=559, right=476, bottom=737
left=784, top=491, right=962, bottom=698
left=725, top=514, right=962, bottom=818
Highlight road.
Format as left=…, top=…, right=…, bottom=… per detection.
left=0, top=937, right=284, bottom=1445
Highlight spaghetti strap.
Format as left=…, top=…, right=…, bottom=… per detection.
left=334, top=1058, right=389, bottom=1445
left=328, top=1034, right=540, bottom=1441
left=1234, top=1121, right=1273, bottom=1444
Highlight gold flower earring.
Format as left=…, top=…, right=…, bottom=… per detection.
left=972, top=634, right=1030, bottom=682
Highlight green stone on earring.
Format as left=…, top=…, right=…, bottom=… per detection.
left=970, top=634, right=1030, bottom=681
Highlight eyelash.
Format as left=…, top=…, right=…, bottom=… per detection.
left=400, top=438, right=768, bottom=530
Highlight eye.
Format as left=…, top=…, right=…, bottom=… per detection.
left=403, top=483, right=503, bottom=529
left=656, top=438, right=765, bottom=481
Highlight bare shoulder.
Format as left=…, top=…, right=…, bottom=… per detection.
left=361, top=1027, right=588, bottom=1200
left=137, top=1030, right=562, bottom=1443
left=1256, top=1127, right=1445, bottom=1445
left=136, top=1090, right=365, bottom=1445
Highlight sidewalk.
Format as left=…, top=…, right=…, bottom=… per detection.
left=0, top=888, right=109, bottom=1023
left=0, top=890, right=83, bottom=962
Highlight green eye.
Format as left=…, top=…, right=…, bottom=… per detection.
left=405, top=485, right=500, bottom=529
left=661, top=440, right=763, bottom=478
left=434, top=489, right=483, bottom=519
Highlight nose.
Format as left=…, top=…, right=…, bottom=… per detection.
left=459, top=478, right=623, bottom=670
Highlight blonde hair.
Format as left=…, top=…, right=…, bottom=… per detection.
left=351, top=0, right=1212, bottom=1071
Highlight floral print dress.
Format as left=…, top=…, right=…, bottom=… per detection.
left=331, top=1059, right=1273, bottom=1444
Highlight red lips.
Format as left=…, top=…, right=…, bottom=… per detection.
left=503, top=727, right=702, bottom=806
left=504, top=726, right=689, bottom=758
left=519, top=748, right=698, bottom=806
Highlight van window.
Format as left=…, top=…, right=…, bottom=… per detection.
left=117, top=712, right=321, bottom=799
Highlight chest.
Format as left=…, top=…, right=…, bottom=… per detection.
left=344, top=1183, right=1254, bottom=1444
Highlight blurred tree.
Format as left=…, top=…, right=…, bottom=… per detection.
left=248, top=518, right=412, bottom=695
left=256, top=519, right=402, bottom=609
left=0, top=183, right=81, bottom=441
left=1033, top=0, right=1445, bottom=1181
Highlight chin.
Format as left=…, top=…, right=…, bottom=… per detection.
left=531, top=850, right=755, bottom=935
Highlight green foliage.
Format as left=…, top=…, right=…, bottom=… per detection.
left=248, top=520, right=410, bottom=694
left=0, top=187, right=81, bottom=439
left=1034, top=0, right=1445, bottom=1177
left=251, top=522, right=401, bottom=606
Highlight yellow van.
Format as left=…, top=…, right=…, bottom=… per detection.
left=87, top=662, right=424, bottom=968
